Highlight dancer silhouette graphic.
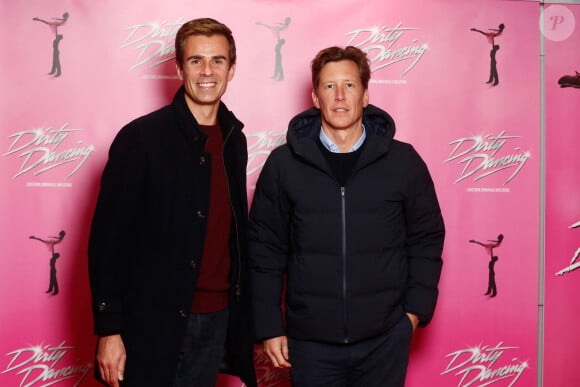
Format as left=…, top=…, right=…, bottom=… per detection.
left=469, top=234, right=504, bottom=297
left=471, top=23, right=504, bottom=87
left=33, top=12, right=69, bottom=77
left=30, top=230, right=65, bottom=295
left=256, top=17, right=291, bottom=81
left=558, top=71, right=580, bottom=89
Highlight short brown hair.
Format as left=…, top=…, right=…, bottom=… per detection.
left=311, top=46, right=371, bottom=89
left=175, top=18, right=236, bottom=68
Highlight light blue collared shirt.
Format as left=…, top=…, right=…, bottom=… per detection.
left=319, top=125, right=367, bottom=153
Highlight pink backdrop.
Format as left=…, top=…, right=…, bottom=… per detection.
left=0, top=0, right=576, bottom=386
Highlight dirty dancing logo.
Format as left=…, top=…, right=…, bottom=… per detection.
left=555, top=220, right=580, bottom=276
left=441, top=342, right=528, bottom=386
left=121, top=18, right=185, bottom=70
left=445, top=130, right=530, bottom=185
left=246, top=130, right=286, bottom=187
left=2, top=123, right=95, bottom=180
left=1, top=341, right=91, bottom=386
left=345, top=22, right=427, bottom=77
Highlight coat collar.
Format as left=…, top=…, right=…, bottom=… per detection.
left=172, top=86, right=244, bottom=143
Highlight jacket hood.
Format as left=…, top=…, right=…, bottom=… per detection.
left=287, top=103, right=396, bottom=147
left=285, top=104, right=396, bottom=169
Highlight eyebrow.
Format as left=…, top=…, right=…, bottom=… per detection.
left=321, top=79, right=358, bottom=84
left=186, top=54, right=228, bottom=61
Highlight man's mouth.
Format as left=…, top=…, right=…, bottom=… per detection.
left=198, top=82, right=216, bottom=88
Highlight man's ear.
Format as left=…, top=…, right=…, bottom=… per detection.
left=227, top=63, right=237, bottom=81
left=312, top=90, right=320, bottom=108
left=176, top=63, right=183, bottom=81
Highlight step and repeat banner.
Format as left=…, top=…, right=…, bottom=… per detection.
left=0, top=0, right=577, bottom=386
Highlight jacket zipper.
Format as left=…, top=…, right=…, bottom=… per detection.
left=223, top=126, right=242, bottom=303
left=341, top=186, right=349, bottom=343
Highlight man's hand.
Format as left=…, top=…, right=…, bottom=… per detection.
left=263, top=336, right=291, bottom=368
left=96, top=334, right=126, bottom=387
left=406, top=313, right=420, bottom=332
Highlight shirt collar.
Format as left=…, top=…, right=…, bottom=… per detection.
left=319, top=125, right=366, bottom=153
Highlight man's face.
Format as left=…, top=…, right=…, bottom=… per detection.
left=312, top=60, right=369, bottom=133
left=177, top=34, right=235, bottom=110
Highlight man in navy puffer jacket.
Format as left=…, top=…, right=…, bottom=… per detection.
left=248, top=46, right=445, bottom=387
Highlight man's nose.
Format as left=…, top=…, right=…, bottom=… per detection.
left=201, top=61, right=212, bottom=76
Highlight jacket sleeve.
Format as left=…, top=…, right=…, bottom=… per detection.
left=248, top=150, right=291, bottom=342
left=88, top=124, right=146, bottom=336
left=403, top=147, right=445, bottom=327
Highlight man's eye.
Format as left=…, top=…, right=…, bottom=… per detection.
left=325, top=84, right=334, bottom=89
left=346, top=83, right=354, bottom=88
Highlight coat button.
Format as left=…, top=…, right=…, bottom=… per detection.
left=179, top=310, right=188, bottom=319
left=199, top=156, right=206, bottom=165
left=190, top=260, right=197, bottom=270
left=98, top=302, right=108, bottom=311
left=196, top=210, right=205, bottom=219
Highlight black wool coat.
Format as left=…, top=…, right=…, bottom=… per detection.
left=88, top=87, right=257, bottom=386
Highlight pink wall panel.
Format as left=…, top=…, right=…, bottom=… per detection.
left=1, top=1, right=573, bottom=386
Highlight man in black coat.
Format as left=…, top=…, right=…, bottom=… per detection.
left=88, top=18, right=256, bottom=387
left=248, top=46, right=445, bottom=387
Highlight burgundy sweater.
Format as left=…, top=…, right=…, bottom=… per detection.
left=190, top=124, right=231, bottom=313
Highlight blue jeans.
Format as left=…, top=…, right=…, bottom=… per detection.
left=288, top=314, right=413, bottom=387
left=173, top=309, right=229, bottom=387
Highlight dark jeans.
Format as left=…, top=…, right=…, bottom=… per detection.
left=173, top=309, right=229, bottom=387
left=288, top=315, right=413, bottom=387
